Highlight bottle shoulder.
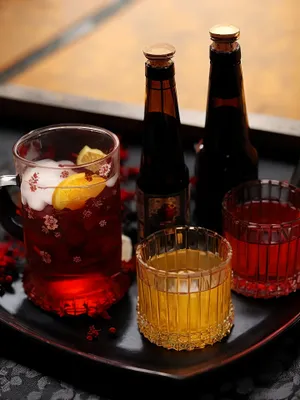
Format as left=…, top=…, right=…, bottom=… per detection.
left=196, top=140, right=258, bottom=165
left=195, top=145, right=258, bottom=185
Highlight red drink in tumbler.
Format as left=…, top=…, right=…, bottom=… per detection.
left=223, top=180, right=300, bottom=298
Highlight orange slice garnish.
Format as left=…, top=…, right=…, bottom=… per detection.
left=52, top=173, right=105, bottom=210
left=76, top=145, right=107, bottom=172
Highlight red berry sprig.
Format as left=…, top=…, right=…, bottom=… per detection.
left=86, top=325, right=101, bottom=341
left=0, top=241, right=20, bottom=296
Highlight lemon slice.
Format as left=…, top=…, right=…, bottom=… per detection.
left=76, top=145, right=107, bottom=172
left=52, top=173, right=105, bottom=210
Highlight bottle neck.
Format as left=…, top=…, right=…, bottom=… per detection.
left=141, top=62, right=184, bottom=172
left=210, top=40, right=239, bottom=54
left=205, top=43, right=249, bottom=144
left=208, top=44, right=243, bottom=99
left=144, top=63, right=180, bottom=120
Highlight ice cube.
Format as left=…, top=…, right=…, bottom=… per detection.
left=122, top=234, right=132, bottom=262
left=106, top=173, right=119, bottom=187
left=21, top=159, right=75, bottom=211
left=58, top=160, right=75, bottom=166
left=35, top=159, right=58, bottom=167
left=25, top=192, right=48, bottom=212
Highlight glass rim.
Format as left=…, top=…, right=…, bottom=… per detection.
left=136, top=225, right=232, bottom=278
left=222, top=179, right=300, bottom=227
left=12, top=123, right=120, bottom=170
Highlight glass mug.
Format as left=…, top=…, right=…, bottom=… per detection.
left=0, top=124, right=131, bottom=316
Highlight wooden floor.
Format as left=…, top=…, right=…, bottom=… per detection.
left=0, top=0, right=112, bottom=70
left=1, top=0, right=300, bottom=120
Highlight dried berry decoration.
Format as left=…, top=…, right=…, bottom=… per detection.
left=108, top=327, right=117, bottom=337
left=0, top=240, right=22, bottom=297
left=86, top=325, right=101, bottom=341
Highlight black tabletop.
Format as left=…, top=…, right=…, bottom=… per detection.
left=0, top=127, right=298, bottom=400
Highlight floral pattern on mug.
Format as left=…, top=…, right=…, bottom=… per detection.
left=60, top=170, right=69, bottom=179
left=24, top=206, right=34, bottom=219
left=28, top=172, right=39, bottom=192
left=40, top=251, right=51, bottom=264
left=92, top=199, right=103, bottom=208
left=41, top=226, right=49, bottom=234
left=98, top=163, right=111, bottom=178
left=43, top=215, right=58, bottom=231
left=83, top=210, right=92, bottom=219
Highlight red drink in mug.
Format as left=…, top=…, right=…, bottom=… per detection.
left=0, top=124, right=131, bottom=316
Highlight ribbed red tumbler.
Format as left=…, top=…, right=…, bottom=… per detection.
left=222, top=180, right=300, bottom=298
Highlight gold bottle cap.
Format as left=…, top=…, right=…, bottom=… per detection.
left=209, top=25, right=240, bottom=42
left=143, top=43, right=176, bottom=60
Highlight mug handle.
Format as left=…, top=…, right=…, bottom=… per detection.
left=0, top=175, right=23, bottom=242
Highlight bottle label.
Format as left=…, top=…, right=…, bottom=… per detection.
left=136, top=186, right=190, bottom=241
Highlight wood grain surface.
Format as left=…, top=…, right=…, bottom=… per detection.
left=0, top=0, right=112, bottom=70
left=5, top=0, right=300, bottom=120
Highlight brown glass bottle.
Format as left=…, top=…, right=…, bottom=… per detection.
left=136, top=43, right=190, bottom=241
left=195, top=25, right=258, bottom=234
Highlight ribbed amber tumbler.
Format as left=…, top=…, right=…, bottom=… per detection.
left=136, top=226, right=233, bottom=351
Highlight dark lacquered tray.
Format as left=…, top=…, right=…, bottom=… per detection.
left=0, top=131, right=298, bottom=397
left=1, top=267, right=300, bottom=393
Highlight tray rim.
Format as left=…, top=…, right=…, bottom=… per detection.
left=1, top=291, right=300, bottom=380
